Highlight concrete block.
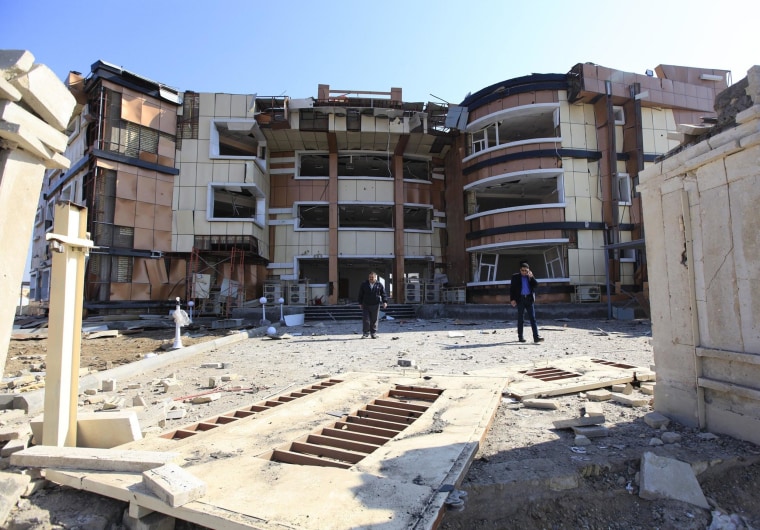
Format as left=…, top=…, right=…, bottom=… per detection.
left=639, top=382, right=655, bottom=395
left=142, top=463, right=206, bottom=507
left=583, top=402, right=604, bottom=417
left=30, top=411, right=143, bottom=449
left=0, top=76, right=22, bottom=101
left=610, top=393, right=650, bottom=407
left=611, top=383, right=633, bottom=394
left=522, top=398, right=560, bottom=410
left=190, top=393, right=220, bottom=404
left=398, top=359, right=414, bottom=367
left=211, top=318, right=243, bottom=330
left=10, top=445, right=180, bottom=473
left=0, top=435, right=30, bottom=457
left=586, top=389, right=611, bottom=401
left=0, top=422, right=31, bottom=441
left=552, top=415, right=605, bottom=429
left=8, top=63, right=77, bottom=131
left=639, top=452, right=709, bottom=509
left=0, top=50, right=34, bottom=76
left=102, top=379, right=117, bottom=392
left=571, top=425, right=609, bottom=438
left=0, top=101, right=69, bottom=152
left=201, top=362, right=223, bottom=369
left=122, top=508, right=176, bottom=530
left=643, top=411, right=671, bottom=429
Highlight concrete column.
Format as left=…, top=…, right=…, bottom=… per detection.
left=42, top=202, right=92, bottom=446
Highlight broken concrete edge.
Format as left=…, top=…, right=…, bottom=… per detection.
left=5, top=323, right=278, bottom=416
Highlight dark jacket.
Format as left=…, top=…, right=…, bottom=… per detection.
left=358, top=280, right=387, bottom=306
left=509, top=273, right=539, bottom=302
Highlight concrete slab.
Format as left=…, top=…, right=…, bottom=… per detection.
left=639, top=452, right=709, bottom=509
left=39, top=372, right=505, bottom=530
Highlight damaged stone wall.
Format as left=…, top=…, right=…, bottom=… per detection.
left=638, top=65, right=760, bottom=444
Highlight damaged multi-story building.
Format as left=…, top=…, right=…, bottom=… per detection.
left=28, top=60, right=729, bottom=314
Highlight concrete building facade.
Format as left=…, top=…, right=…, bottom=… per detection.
left=29, top=61, right=732, bottom=314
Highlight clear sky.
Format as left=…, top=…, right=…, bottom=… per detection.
left=2, top=0, right=757, bottom=105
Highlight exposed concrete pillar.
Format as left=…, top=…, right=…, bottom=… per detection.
left=42, top=202, right=92, bottom=447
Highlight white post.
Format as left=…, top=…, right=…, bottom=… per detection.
left=172, top=297, right=183, bottom=349
left=259, top=296, right=268, bottom=326
left=278, top=297, right=285, bottom=322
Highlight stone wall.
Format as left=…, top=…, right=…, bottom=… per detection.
left=638, top=66, right=760, bottom=444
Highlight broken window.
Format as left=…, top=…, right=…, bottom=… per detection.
left=543, top=246, right=565, bottom=278
left=403, top=158, right=432, bottom=181
left=467, top=104, right=559, bottom=157
left=338, top=154, right=391, bottom=177
left=210, top=119, right=263, bottom=158
left=476, top=254, right=499, bottom=282
left=615, top=173, right=632, bottom=205
left=469, top=246, right=569, bottom=285
left=98, top=88, right=168, bottom=161
left=403, top=206, right=432, bottom=231
left=299, top=153, right=330, bottom=177
left=208, top=183, right=265, bottom=223
left=467, top=172, right=564, bottom=216
left=300, top=109, right=329, bottom=131
left=339, top=204, right=393, bottom=229
left=177, top=92, right=199, bottom=148
left=298, top=204, right=329, bottom=229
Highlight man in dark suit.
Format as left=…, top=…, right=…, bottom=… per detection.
left=357, top=271, right=388, bottom=339
left=509, top=261, right=544, bottom=343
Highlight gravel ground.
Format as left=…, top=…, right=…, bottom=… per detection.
left=3, top=316, right=760, bottom=529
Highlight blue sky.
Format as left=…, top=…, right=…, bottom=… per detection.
left=2, top=0, right=757, bottom=104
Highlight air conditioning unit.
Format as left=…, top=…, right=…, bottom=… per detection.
left=263, top=282, right=283, bottom=304
left=576, top=285, right=601, bottom=303
left=289, top=283, right=308, bottom=305
left=405, top=282, right=421, bottom=303
left=424, top=283, right=440, bottom=303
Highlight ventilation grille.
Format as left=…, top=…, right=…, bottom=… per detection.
left=264, top=384, right=443, bottom=469
left=160, top=379, right=344, bottom=440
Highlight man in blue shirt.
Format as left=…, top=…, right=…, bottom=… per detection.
left=509, top=261, right=544, bottom=343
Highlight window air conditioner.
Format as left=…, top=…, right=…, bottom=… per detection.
left=264, top=282, right=282, bottom=304
left=577, top=285, right=601, bottom=302
left=424, top=284, right=440, bottom=303
left=405, top=282, right=421, bottom=303
left=289, top=283, right=308, bottom=305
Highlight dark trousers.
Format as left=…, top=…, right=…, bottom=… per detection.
left=516, top=296, right=539, bottom=341
left=362, top=304, right=380, bottom=335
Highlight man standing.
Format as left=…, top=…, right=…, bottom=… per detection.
left=509, top=261, right=544, bottom=343
left=358, top=271, right=388, bottom=339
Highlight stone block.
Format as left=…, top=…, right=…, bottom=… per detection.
left=0, top=470, right=32, bottom=527
left=522, top=398, right=560, bottom=410
left=639, top=452, right=709, bottom=508
left=643, top=411, right=671, bottom=429
left=8, top=63, right=77, bottom=131
left=142, top=463, right=206, bottom=507
left=586, top=389, right=611, bottom=401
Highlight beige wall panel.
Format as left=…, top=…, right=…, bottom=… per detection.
left=578, top=249, right=595, bottom=277
left=142, top=101, right=161, bottom=129
left=178, top=140, right=197, bottom=163
left=193, top=214, right=210, bottom=236
left=177, top=187, right=195, bottom=210
left=134, top=228, right=152, bottom=250
left=214, top=94, right=231, bottom=117
left=121, top=93, right=141, bottom=123
left=567, top=248, right=580, bottom=279
left=573, top=172, right=590, bottom=197
left=156, top=179, right=173, bottom=207
left=154, top=205, right=172, bottom=232
left=355, top=232, right=377, bottom=254
left=229, top=162, right=245, bottom=181
left=375, top=180, right=394, bottom=201
left=136, top=175, right=156, bottom=203
left=195, top=186, right=207, bottom=211
left=230, top=94, right=248, bottom=117
left=589, top=197, right=603, bottom=223
left=564, top=198, right=577, bottom=222
left=576, top=230, right=594, bottom=250
left=176, top=234, right=194, bottom=252
left=197, top=139, right=211, bottom=161
left=212, top=162, right=230, bottom=183
left=154, top=230, right=171, bottom=252
left=175, top=209, right=194, bottom=236
left=724, top=147, right=760, bottom=184
left=355, top=180, right=377, bottom=201
left=584, top=125, right=597, bottom=150
left=338, top=231, right=357, bottom=254
left=116, top=171, right=137, bottom=200
left=569, top=123, right=586, bottom=148
left=158, top=105, right=176, bottom=135
left=642, top=129, right=655, bottom=153
left=376, top=231, right=394, bottom=250
left=567, top=103, right=585, bottom=123
left=338, top=179, right=357, bottom=201
left=575, top=196, right=592, bottom=220
left=134, top=201, right=155, bottom=229
left=113, top=198, right=136, bottom=227
left=196, top=163, right=213, bottom=186
left=158, top=135, right=175, bottom=159
left=226, top=221, right=244, bottom=236
left=198, top=116, right=212, bottom=140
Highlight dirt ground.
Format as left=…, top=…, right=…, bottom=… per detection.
left=2, top=316, right=760, bottom=530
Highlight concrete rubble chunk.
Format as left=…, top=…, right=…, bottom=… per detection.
left=0, top=77, right=22, bottom=101
left=0, top=101, right=69, bottom=152
left=571, top=425, right=609, bottom=438
left=639, top=451, right=709, bottom=509
left=0, top=470, right=32, bottom=526
left=522, top=398, right=560, bottom=410
left=586, top=389, right=612, bottom=401
left=610, top=393, right=649, bottom=407
left=552, top=415, right=605, bottom=429
left=8, top=63, right=77, bottom=131
left=142, top=463, right=206, bottom=507
left=0, top=121, right=70, bottom=169
left=0, top=50, right=35, bottom=78
left=644, top=411, right=671, bottom=429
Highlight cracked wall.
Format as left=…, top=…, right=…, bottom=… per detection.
left=638, top=65, right=760, bottom=444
